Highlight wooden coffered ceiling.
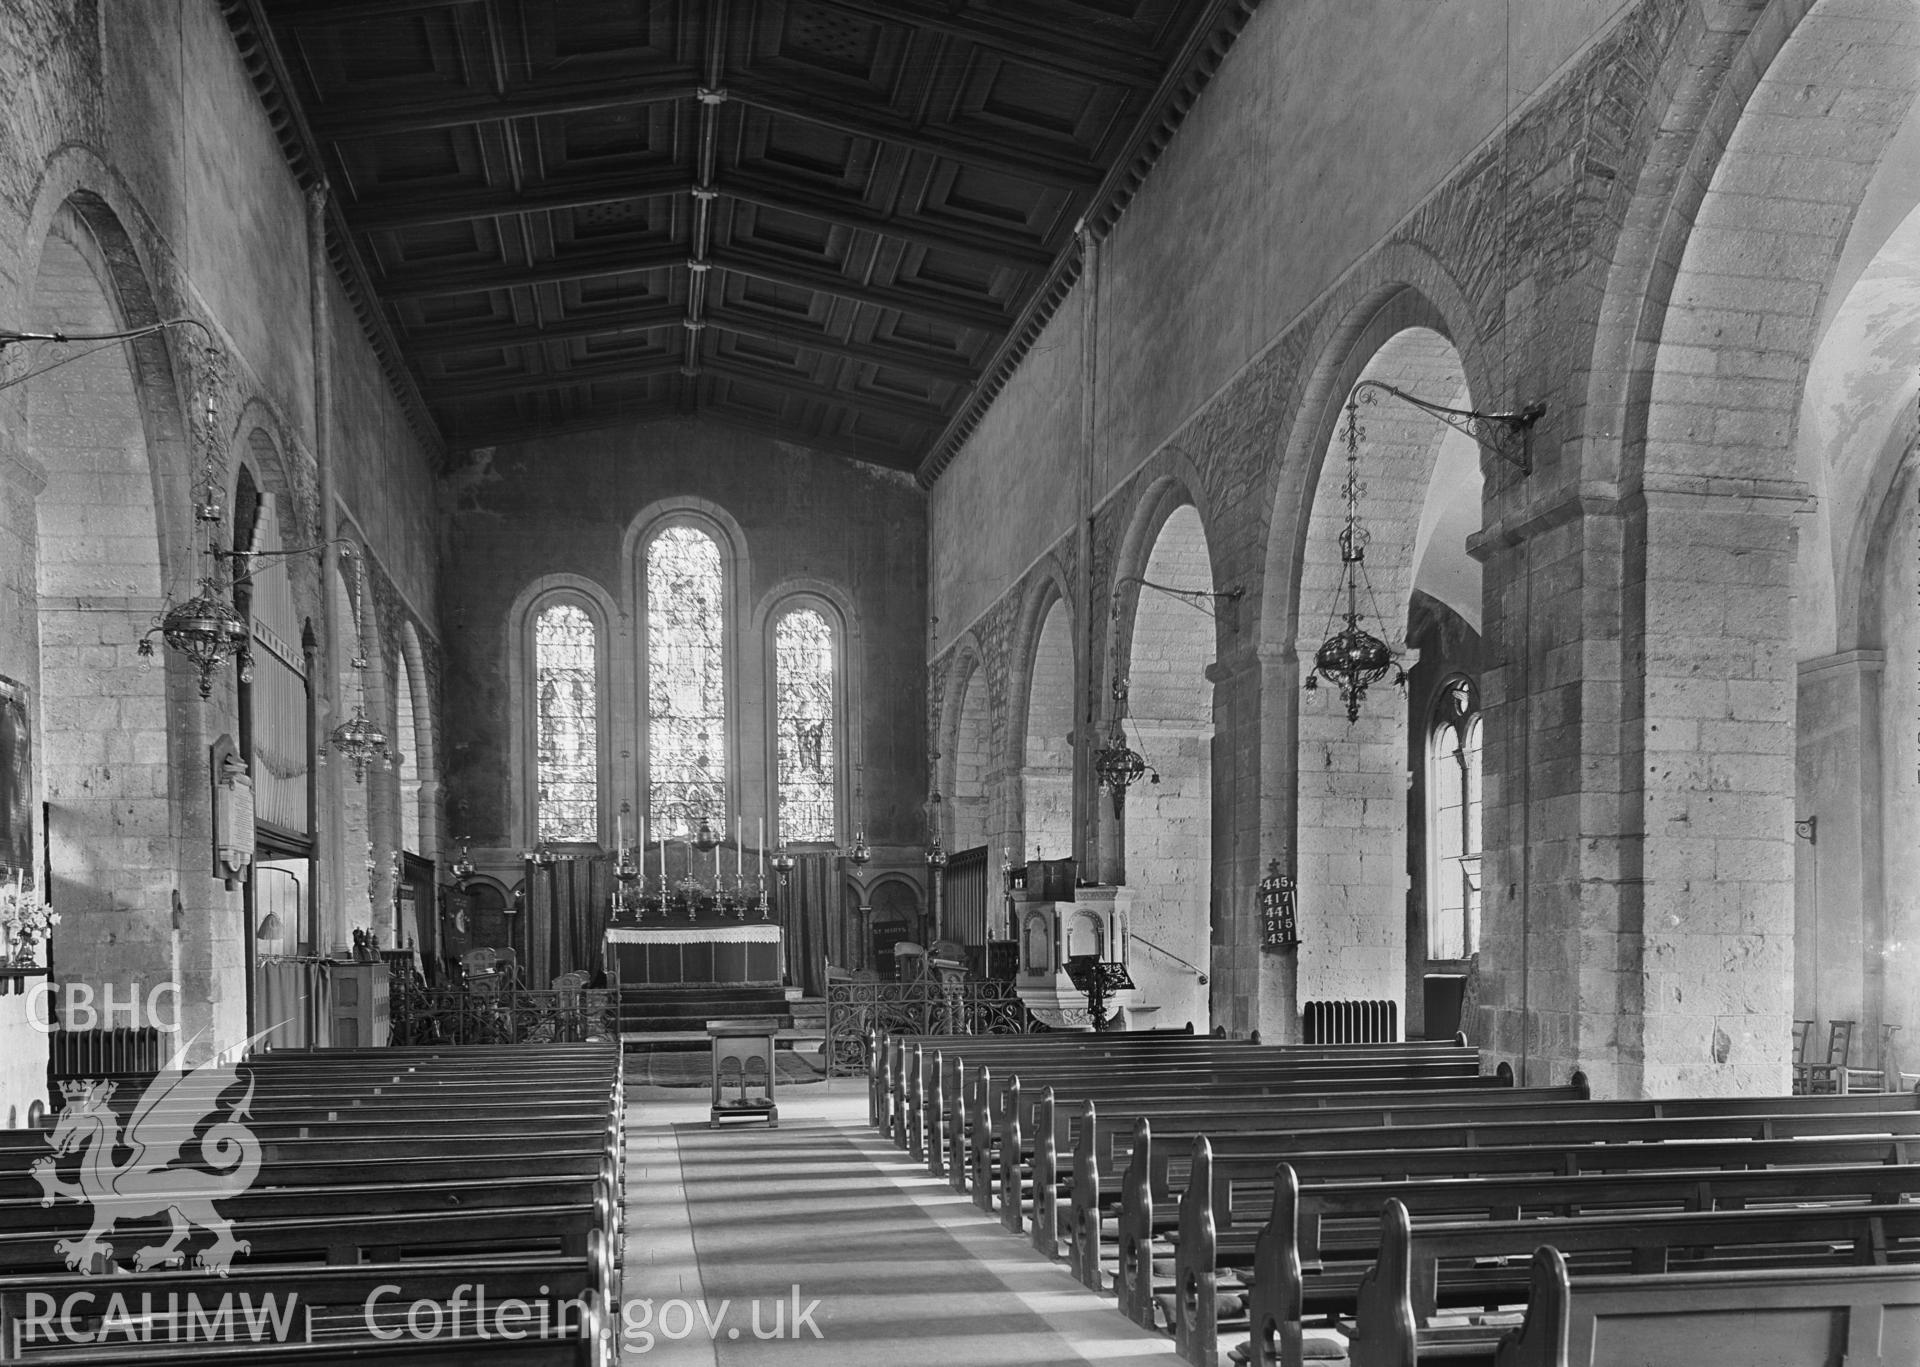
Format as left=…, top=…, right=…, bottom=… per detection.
left=228, top=0, right=1261, bottom=478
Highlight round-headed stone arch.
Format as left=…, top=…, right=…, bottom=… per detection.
left=1116, top=498, right=1216, bottom=1033
left=939, top=645, right=992, bottom=855
left=1292, top=327, right=1477, bottom=1039
left=19, top=199, right=235, bottom=1043
left=1017, top=577, right=1076, bottom=863
left=1774, top=38, right=1920, bottom=1083
left=1586, top=0, right=1920, bottom=1098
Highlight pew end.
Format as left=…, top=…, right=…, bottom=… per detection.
left=1347, top=1200, right=1417, bottom=1367
left=1247, top=1165, right=1304, bottom=1367
left=1116, top=1116, right=1156, bottom=1325
left=1491, top=1247, right=1569, bottom=1367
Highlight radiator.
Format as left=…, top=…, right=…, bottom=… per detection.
left=49, top=1027, right=163, bottom=1080
left=1302, top=999, right=1399, bottom=1044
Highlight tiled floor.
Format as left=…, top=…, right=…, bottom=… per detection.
left=619, top=1075, right=1184, bottom=1366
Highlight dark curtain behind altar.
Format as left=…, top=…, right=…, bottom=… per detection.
left=521, top=857, right=614, bottom=987
left=779, top=853, right=846, bottom=997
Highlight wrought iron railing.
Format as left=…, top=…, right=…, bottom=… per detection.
left=823, top=978, right=1034, bottom=1076
left=389, top=983, right=618, bottom=1047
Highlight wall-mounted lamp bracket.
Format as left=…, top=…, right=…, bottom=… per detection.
left=1352, top=379, right=1545, bottom=474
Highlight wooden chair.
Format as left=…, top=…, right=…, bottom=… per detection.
left=1791, top=1019, right=1813, bottom=1094
left=1845, top=1022, right=1905, bottom=1094
left=1801, top=1018, right=1856, bottom=1094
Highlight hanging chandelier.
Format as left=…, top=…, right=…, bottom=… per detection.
left=1091, top=678, right=1158, bottom=816
left=138, top=343, right=255, bottom=699
left=141, top=573, right=253, bottom=699
left=1305, top=395, right=1406, bottom=723
left=329, top=552, right=390, bottom=781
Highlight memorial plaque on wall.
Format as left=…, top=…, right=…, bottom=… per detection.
left=0, top=677, right=31, bottom=884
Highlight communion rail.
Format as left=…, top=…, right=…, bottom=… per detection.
left=823, top=978, right=1035, bottom=1076
left=389, top=983, right=617, bottom=1046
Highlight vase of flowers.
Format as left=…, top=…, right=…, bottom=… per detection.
left=0, top=877, right=57, bottom=968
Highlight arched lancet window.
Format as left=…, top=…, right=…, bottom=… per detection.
left=395, top=658, right=421, bottom=854
left=1426, top=675, right=1483, bottom=960
left=774, top=606, right=837, bottom=843
left=647, top=526, right=727, bottom=836
left=535, top=602, right=599, bottom=843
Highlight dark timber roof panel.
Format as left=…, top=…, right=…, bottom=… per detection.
left=226, top=0, right=1262, bottom=476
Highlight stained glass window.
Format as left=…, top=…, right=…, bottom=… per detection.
left=775, top=607, right=836, bottom=843
left=647, top=526, right=727, bottom=836
left=535, top=603, right=598, bottom=843
left=1427, top=676, right=1482, bottom=959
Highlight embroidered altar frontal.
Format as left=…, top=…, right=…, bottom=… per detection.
left=606, top=923, right=783, bottom=986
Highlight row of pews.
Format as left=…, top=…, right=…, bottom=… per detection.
left=869, top=1027, right=1920, bottom=1367
left=0, top=1042, right=623, bottom=1364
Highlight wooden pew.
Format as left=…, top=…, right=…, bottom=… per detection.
left=1075, top=1094, right=1920, bottom=1304
left=0, top=1244, right=612, bottom=1364
left=1108, top=1102, right=1920, bottom=1340
left=1011, top=1079, right=1592, bottom=1242
left=1284, top=1193, right=1920, bottom=1366
left=1225, top=1155, right=1920, bottom=1367
left=889, top=1035, right=1380, bottom=1150
left=7, top=1041, right=626, bottom=1338
left=1489, top=1244, right=1920, bottom=1367
left=950, top=1055, right=1503, bottom=1205
left=932, top=1051, right=1505, bottom=1185
left=870, top=1024, right=1242, bottom=1129
left=876, top=1030, right=1471, bottom=1145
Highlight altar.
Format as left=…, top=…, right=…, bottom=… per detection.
left=606, top=921, right=783, bottom=987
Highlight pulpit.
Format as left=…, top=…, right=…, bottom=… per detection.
left=1012, top=883, right=1136, bottom=1029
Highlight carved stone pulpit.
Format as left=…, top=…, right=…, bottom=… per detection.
left=1013, top=883, right=1137, bottom=1030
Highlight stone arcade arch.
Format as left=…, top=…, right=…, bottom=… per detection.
left=20, top=200, right=238, bottom=1046
left=1292, top=328, right=1479, bottom=1037
left=1784, top=69, right=1920, bottom=1078
left=1522, top=0, right=1920, bottom=1097
left=941, top=647, right=992, bottom=855
left=1018, top=582, right=1076, bottom=863
left=1116, top=499, right=1215, bottom=1033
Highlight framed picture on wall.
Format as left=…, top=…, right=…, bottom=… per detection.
left=0, top=676, right=32, bottom=887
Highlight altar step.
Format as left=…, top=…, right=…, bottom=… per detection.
left=618, top=985, right=792, bottom=1051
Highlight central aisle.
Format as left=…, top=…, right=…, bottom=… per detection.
left=620, top=1075, right=1184, bottom=1366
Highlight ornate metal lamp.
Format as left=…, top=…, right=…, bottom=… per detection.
left=1092, top=678, right=1158, bottom=817
left=1304, top=395, right=1406, bottom=723
left=143, top=577, right=253, bottom=700
left=450, top=838, right=475, bottom=883
left=329, top=552, right=390, bottom=781
left=139, top=414, right=257, bottom=698
left=770, top=843, right=796, bottom=886
left=691, top=817, right=721, bottom=853
left=329, top=702, right=389, bottom=782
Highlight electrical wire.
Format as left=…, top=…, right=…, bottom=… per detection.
left=0, top=318, right=214, bottom=395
